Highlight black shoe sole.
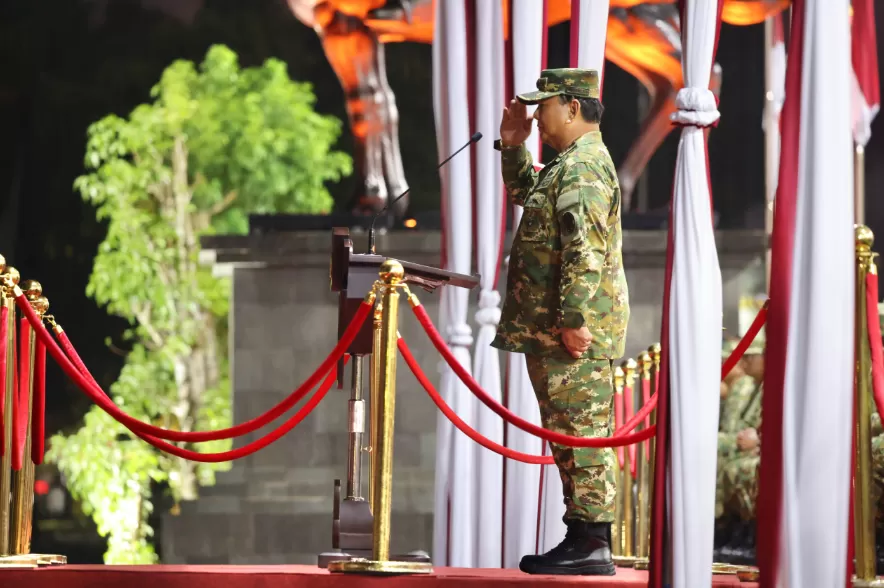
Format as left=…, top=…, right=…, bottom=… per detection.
left=519, top=561, right=616, bottom=576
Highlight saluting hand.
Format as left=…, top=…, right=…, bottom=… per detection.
left=499, top=99, right=533, bottom=147
left=562, top=327, right=592, bottom=359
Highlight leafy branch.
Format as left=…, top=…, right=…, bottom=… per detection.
left=49, top=44, right=351, bottom=563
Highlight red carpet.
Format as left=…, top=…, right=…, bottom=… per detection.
left=0, top=564, right=758, bottom=587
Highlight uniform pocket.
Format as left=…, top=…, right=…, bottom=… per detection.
left=518, top=205, right=548, bottom=243
left=569, top=360, right=614, bottom=469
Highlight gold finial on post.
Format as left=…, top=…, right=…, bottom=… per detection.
left=329, top=259, right=431, bottom=576
left=639, top=351, right=651, bottom=380
left=1, top=267, right=20, bottom=295
left=614, top=365, right=625, bottom=391
left=852, top=225, right=881, bottom=586
left=20, top=281, right=41, bottom=301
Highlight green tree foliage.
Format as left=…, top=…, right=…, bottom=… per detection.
left=45, top=44, right=351, bottom=564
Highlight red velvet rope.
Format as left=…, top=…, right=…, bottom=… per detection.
left=0, top=304, right=6, bottom=457
left=398, top=337, right=555, bottom=464
left=13, top=318, right=29, bottom=471
left=15, top=290, right=371, bottom=443
left=865, top=272, right=884, bottom=422
left=56, top=321, right=347, bottom=463
left=409, top=303, right=656, bottom=448
left=32, top=338, right=45, bottom=465
left=721, top=302, right=768, bottom=380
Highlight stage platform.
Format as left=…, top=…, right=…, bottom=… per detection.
left=0, top=564, right=758, bottom=587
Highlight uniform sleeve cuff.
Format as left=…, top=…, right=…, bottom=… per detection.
left=560, top=310, right=586, bottom=329
left=494, top=139, right=524, bottom=152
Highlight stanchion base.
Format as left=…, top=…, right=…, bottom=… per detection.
left=613, top=555, right=637, bottom=567
left=633, top=557, right=648, bottom=571
left=35, top=554, right=67, bottom=566
left=711, top=562, right=744, bottom=575
left=0, top=555, right=38, bottom=569
left=328, top=558, right=433, bottom=575
left=0, top=553, right=66, bottom=568
left=318, top=549, right=430, bottom=569
left=853, top=576, right=884, bottom=587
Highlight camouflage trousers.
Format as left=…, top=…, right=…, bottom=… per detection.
left=719, top=452, right=760, bottom=521
left=525, top=354, right=617, bottom=523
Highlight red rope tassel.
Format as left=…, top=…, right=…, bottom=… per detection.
left=32, top=338, right=45, bottom=465
left=13, top=318, right=29, bottom=471
left=0, top=304, right=7, bottom=457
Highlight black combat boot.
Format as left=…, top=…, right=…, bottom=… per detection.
left=713, top=515, right=737, bottom=561
left=518, top=519, right=615, bottom=576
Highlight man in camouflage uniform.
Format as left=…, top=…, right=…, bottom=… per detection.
left=714, top=336, right=764, bottom=562
left=491, top=68, right=628, bottom=576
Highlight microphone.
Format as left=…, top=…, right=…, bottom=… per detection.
left=366, top=131, right=483, bottom=254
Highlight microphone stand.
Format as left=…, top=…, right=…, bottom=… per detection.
left=365, top=131, right=482, bottom=254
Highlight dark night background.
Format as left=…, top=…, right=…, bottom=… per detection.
left=0, top=0, right=881, bottom=561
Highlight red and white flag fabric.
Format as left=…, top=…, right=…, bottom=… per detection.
left=756, top=1, right=856, bottom=586
left=432, top=0, right=477, bottom=568
left=503, top=0, right=551, bottom=568
left=647, top=0, right=725, bottom=586
left=851, top=0, right=880, bottom=146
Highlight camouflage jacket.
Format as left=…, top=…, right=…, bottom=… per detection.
left=491, top=130, right=629, bottom=360
left=718, top=378, right=763, bottom=460
left=720, top=375, right=757, bottom=433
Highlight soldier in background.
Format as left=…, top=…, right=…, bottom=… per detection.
left=492, top=68, right=628, bottom=576
left=714, top=336, right=764, bottom=560
left=720, top=337, right=744, bottom=407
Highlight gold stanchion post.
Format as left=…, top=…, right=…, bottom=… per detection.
left=329, top=260, right=432, bottom=575
left=636, top=343, right=660, bottom=573
left=636, top=351, right=652, bottom=561
left=0, top=275, right=65, bottom=569
left=612, top=365, right=624, bottom=559
left=853, top=225, right=883, bottom=587
left=9, top=280, right=41, bottom=556
left=0, top=261, right=17, bottom=560
left=620, top=358, right=637, bottom=566
left=368, top=297, right=383, bottom=510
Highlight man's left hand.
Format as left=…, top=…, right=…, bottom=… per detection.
left=562, top=326, right=592, bottom=358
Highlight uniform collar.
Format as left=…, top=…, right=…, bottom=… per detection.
left=548, top=130, right=602, bottom=165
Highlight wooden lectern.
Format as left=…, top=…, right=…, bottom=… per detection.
left=319, top=227, right=479, bottom=568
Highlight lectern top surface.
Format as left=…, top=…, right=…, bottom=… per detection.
left=349, top=252, right=479, bottom=290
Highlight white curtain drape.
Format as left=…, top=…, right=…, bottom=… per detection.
left=472, top=0, right=506, bottom=569
left=432, top=0, right=476, bottom=567
left=571, top=0, right=609, bottom=75
left=666, top=1, right=722, bottom=586
left=780, top=1, right=854, bottom=585
left=502, top=0, right=549, bottom=568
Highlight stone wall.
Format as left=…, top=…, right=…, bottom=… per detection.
left=160, top=228, right=765, bottom=564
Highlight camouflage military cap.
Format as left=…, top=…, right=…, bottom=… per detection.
left=517, top=68, right=601, bottom=104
